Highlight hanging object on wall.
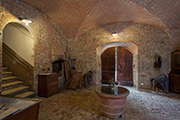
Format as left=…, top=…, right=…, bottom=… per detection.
left=154, top=54, right=162, bottom=70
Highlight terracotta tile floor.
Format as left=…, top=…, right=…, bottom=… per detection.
left=38, top=86, right=180, bottom=120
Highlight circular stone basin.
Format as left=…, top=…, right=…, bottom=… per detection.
left=95, top=85, right=129, bottom=118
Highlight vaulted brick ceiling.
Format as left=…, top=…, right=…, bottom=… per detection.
left=19, top=0, right=180, bottom=38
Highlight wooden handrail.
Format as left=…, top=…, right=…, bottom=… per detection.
left=3, top=43, right=33, bottom=74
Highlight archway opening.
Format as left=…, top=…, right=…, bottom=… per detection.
left=101, top=47, right=133, bottom=86
left=3, top=22, right=34, bottom=66
left=2, top=22, right=35, bottom=91
left=96, top=41, right=138, bottom=88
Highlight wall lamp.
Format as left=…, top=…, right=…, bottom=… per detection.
left=18, top=17, right=32, bottom=25
left=112, top=32, right=118, bottom=37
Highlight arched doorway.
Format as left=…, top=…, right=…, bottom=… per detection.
left=3, top=22, right=34, bottom=65
left=2, top=22, right=35, bottom=91
left=101, top=47, right=133, bottom=86
left=95, top=41, right=138, bottom=88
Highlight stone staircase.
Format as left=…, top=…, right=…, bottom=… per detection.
left=1, top=66, right=35, bottom=98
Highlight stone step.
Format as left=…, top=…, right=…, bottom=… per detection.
left=2, top=76, right=18, bottom=83
left=2, top=86, right=29, bottom=96
left=2, top=67, right=8, bottom=72
left=15, top=91, right=35, bottom=98
left=2, top=71, right=13, bottom=77
left=2, top=81, right=23, bottom=91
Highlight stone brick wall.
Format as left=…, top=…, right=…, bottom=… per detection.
left=67, top=22, right=172, bottom=89
left=0, top=0, right=65, bottom=94
left=169, top=29, right=180, bottom=52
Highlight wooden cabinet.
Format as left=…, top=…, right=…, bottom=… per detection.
left=169, top=50, right=180, bottom=93
left=38, top=73, right=58, bottom=97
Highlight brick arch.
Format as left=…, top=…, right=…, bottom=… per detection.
left=3, top=21, right=34, bottom=40
left=3, top=22, right=35, bottom=64
left=95, top=41, right=138, bottom=88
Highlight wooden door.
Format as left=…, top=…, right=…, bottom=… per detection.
left=117, top=47, right=133, bottom=86
left=101, top=47, right=115, bottom=84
